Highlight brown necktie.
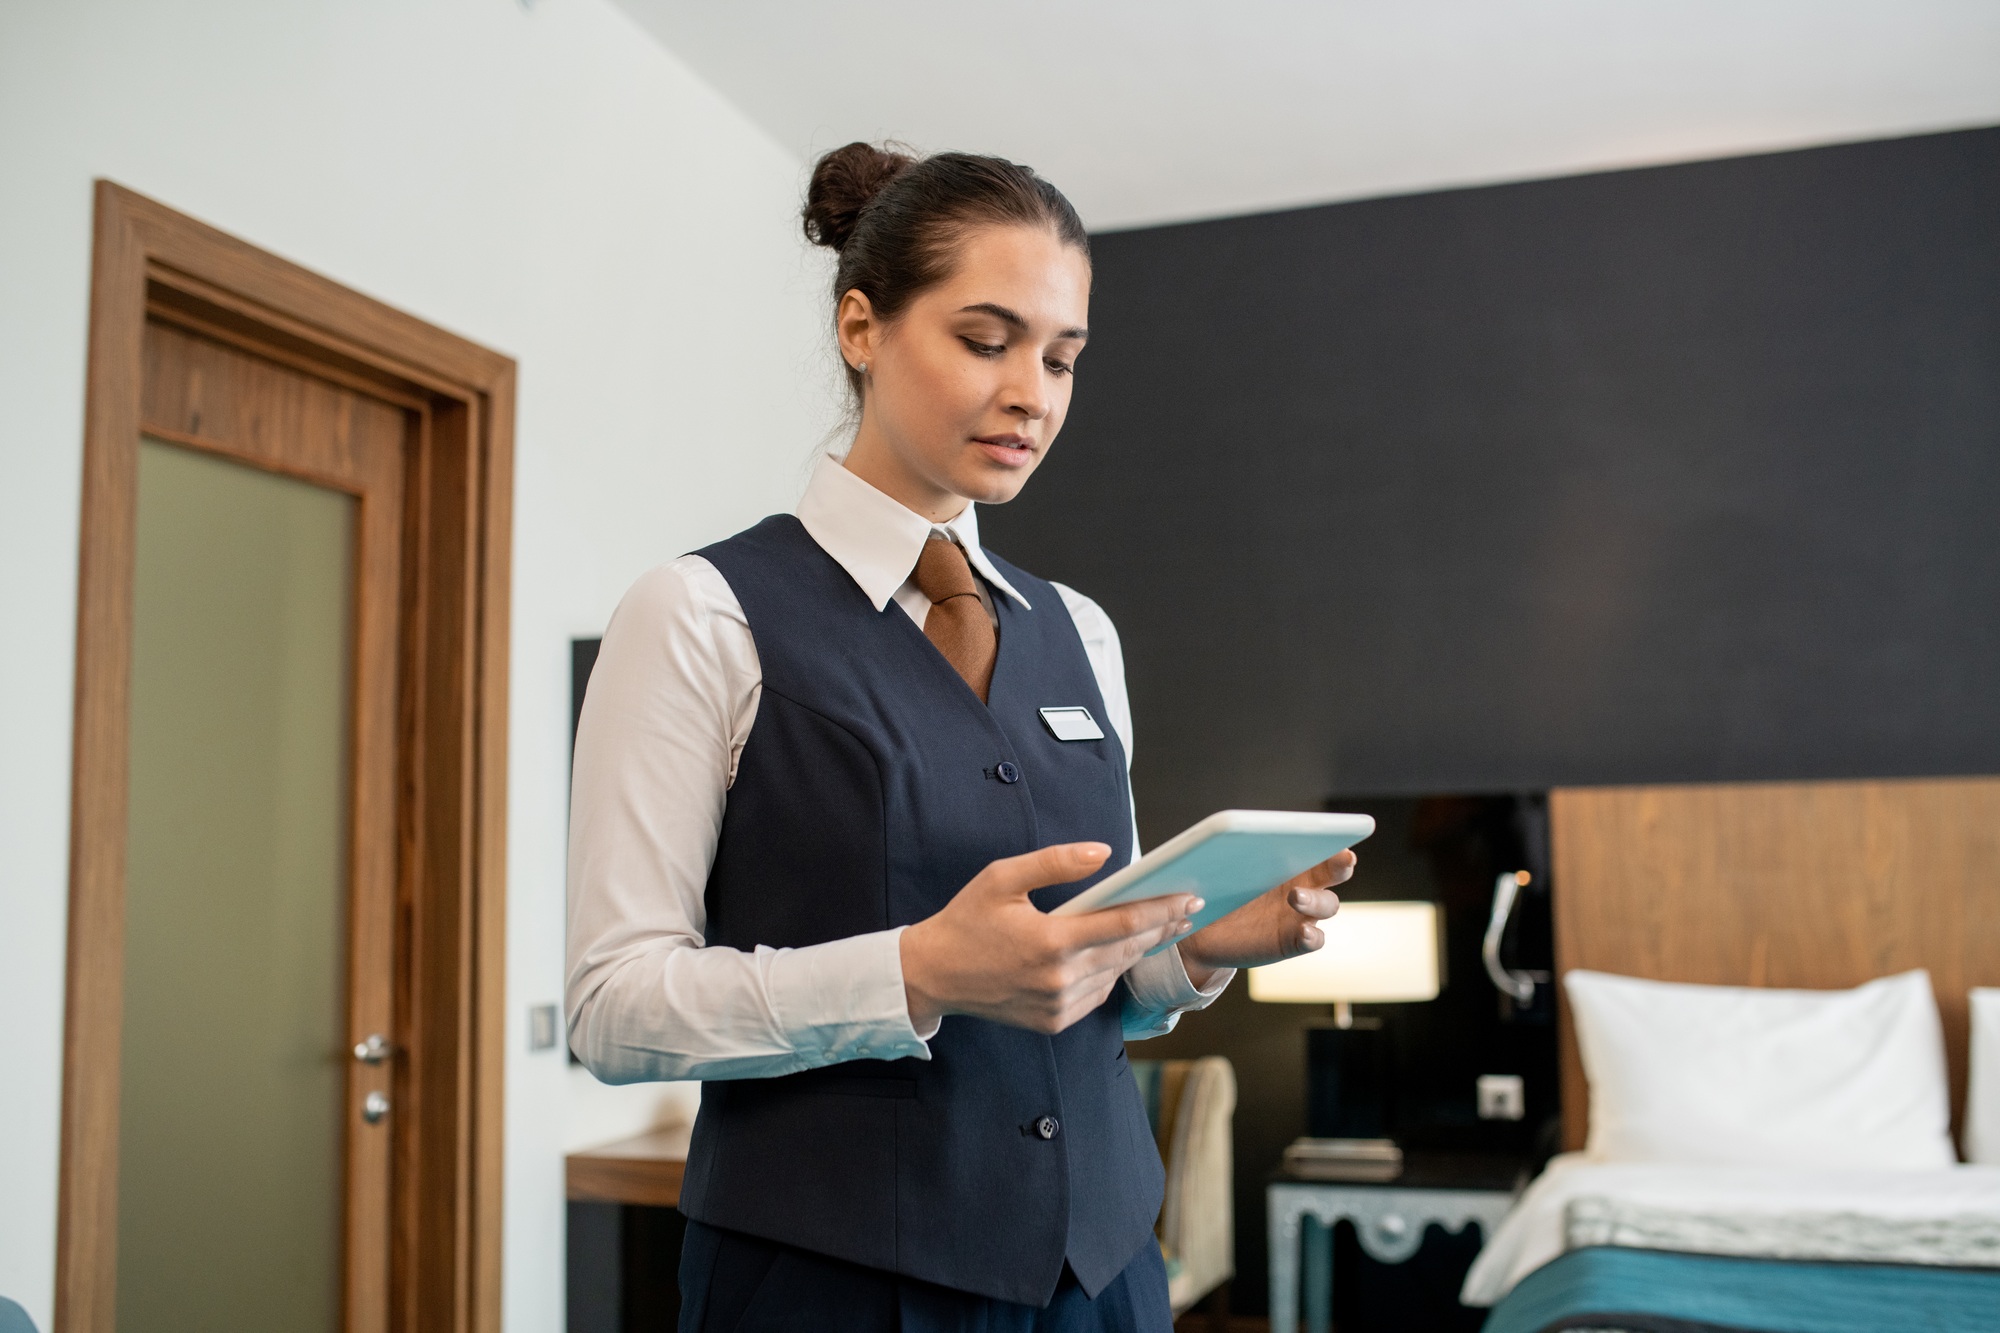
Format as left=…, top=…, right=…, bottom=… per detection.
left=914, top=536, right=997, bottom=702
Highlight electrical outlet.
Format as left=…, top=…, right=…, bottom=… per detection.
left=528, top=1003, right=560, bottom=1053
left=1477, top=1073, right=1525, bottom=1121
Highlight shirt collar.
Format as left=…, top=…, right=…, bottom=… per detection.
left=795, top=452, right=1032, bottom=612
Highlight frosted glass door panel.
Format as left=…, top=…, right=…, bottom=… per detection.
left=118, top=438, right=355, bottom=1333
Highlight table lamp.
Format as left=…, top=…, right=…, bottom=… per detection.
left=1250, top=901, right=1441, bottom=1148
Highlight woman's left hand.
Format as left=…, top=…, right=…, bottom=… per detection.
left=1174, top=850, right=1356, bottom=990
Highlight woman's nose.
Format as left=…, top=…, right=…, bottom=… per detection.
left=1005, top=361, right=1051, bottom=420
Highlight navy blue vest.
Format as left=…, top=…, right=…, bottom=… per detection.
left=678, top=515, right=1164, bottom=1306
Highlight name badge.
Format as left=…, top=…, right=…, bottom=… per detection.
left=1039, top=706, right=1106, bottom=742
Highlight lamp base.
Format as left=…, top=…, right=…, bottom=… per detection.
left=1282, top=1136, right=1404, bottom=1181
left=1307, top=1023, right=1394, bottom=1139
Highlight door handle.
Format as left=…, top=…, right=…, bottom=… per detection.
left=362, top=1091, right=390, bottom=1124
left=353, top=1032, right=394, bottom=1064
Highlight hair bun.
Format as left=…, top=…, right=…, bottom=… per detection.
left=803, top=142, right=916, bottom=252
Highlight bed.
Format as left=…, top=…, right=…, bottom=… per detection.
left=1468, top=1154, right=2000, bottom=1331
left=1463, top=778, right=2000, bottom=1333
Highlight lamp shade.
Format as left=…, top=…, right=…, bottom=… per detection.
left=1248, top=901, right=1441, bottom=1003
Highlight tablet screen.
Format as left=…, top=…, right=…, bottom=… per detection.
left=1053, top=810, right=1374, bottom=946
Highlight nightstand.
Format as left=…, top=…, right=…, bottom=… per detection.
left=566, top=1130, right=689, bottom=1332
left=1267, top=1152, right=1527, bottom=1333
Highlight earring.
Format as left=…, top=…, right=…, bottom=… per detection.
left=857, top=361, right=869, bottom=374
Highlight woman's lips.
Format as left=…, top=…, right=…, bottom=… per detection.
left=972, top=435, right=1035, bottom=468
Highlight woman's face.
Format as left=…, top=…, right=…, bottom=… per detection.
left=838, top=223, right=1092, bottom=521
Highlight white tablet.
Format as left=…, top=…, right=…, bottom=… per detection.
left=1051, top=809, right=1375, bottom=948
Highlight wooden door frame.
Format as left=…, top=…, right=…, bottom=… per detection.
left=59, top=181, right=514, bottom=1333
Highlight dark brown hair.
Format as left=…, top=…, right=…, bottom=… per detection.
left=802, top=143, right=1089, bottom=397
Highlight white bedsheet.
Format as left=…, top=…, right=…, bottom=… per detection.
left=1461, top=1152, right=2000, bottom=1306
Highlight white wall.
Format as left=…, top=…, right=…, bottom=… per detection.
left=0, top=1, right=833, bottom=1327
left=616, top=0, right=2000, bottom=230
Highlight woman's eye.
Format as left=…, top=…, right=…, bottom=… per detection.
left=961, top=338, right=1005, bottom=357
left=1045, top=359, right=1074, bottom=377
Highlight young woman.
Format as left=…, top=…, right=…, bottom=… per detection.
left=566, top=144, right=1355, bottom=1333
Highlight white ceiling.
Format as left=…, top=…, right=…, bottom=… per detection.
left=613, top=0, right=2000, bottom=231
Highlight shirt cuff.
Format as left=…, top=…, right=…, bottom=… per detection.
left=1122, top=944, right=1235, bottom=1039
left=763, top=926, right=934, bottom=1064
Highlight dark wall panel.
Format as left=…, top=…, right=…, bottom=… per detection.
left=981, top=127, right=2000, bottom=845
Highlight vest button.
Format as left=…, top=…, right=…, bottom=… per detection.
left=996, top=761, right=1020, bottom=784
left=1035, top=1115, right=1060, bottom=1140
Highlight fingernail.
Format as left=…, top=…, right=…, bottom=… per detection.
left=1081, top=842, right=1110, bottom=859
left=1290, top=888, right=1308, bottom=908
left=1187, top=897, right=1205, bottom=914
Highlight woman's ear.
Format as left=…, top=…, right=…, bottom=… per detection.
left=836, top=288, right=878, bottom=375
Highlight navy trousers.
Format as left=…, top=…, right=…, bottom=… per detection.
left=677, top=1221, right=1175, bottom=1333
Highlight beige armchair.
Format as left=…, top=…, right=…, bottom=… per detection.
left=1131, top=1055, right=1237, bottom=1323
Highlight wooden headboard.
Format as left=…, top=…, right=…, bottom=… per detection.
left=1552, top=777, right=2000, bottom=1152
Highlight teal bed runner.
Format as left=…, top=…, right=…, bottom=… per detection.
left=1483, top=1246, right=2000, bottom=1333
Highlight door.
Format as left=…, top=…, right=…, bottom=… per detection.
left=116, top=319, right=406, bottom=1331
left=61, top=182, right=514, bottom=1333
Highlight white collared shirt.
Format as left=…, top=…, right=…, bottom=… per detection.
left=565, top=454, right=1232, bottom=1084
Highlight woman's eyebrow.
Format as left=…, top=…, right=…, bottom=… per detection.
left=957, top=302, right=1089, bottom=342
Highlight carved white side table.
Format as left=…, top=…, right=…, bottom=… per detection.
left=1267, top=1159, right=1524, bottom=1333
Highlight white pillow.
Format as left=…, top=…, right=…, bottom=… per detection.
left=1968, top=988, right=2000, bottom=1166
left=1565, top=968, right=1954, bottom=1169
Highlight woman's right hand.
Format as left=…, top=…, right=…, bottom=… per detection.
left=898, top=842, right=1201, bottom=1037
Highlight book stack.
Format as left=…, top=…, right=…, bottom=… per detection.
left=1281, top=1137, right=1404, bottom=1182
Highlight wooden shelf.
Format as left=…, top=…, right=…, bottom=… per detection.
left=565, top=1129, right=688, bottom=1208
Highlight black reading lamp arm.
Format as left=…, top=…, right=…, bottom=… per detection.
left=1483, top=870, right=1551, bottom=1005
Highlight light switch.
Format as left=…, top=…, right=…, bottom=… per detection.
left=1477, top=1073, right=1525, bottom=1121
left=528, top=1003, right=560, bottom=1053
